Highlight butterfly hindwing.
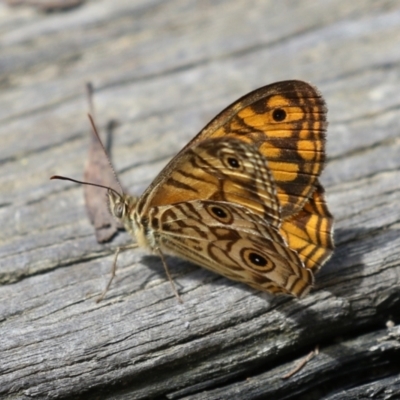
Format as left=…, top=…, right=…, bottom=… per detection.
left=280, top=183, right=334, bottom=272
left=151, top=199, right=313, bottom=298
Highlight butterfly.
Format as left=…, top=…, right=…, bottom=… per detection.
left=53, top=80, right=334, bottom=300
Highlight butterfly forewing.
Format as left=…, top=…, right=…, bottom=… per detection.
left=138, top=137, right=281, bottom=227
left=183, top=80, right=327, bottom=218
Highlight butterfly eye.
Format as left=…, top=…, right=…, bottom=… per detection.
left=114, top=203, right=124, bottom=218
left=272, top=108, right=286, bottom=121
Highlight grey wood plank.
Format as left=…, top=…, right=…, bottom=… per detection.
left=173, top=326, right=400, bottom=400
left=0, top=0, right=399, bottom=399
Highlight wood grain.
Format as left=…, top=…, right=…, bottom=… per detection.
left=0, top=0, right=400, bottom=399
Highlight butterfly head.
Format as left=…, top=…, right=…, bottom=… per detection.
left=107, top=189, right=138, bottom=231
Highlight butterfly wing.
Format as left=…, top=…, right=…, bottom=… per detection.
left=150, top=200, right=313, bottom=298
left=280, top=183, right=334, bottom=272
left=136, top=134, right=334, bottom=274
left=139, top=80, right=327, bottom=221
left=130, top=81, right=333, bottom=296
left=181, top=80, right=327, bottom=218
left=179, top=80, right=333, bottom=271
left=138, top=137, right=281, bottom=227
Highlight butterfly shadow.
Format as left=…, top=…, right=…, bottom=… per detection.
left=314, top=225, right=400, bottom=299
left=120, top=253, right=201, bottom=297
left=268, top=224, right=400, bottom=356
left=111, top=226, right=400, bottom=398
left=113, top=224, right=400, bottom=326
left=128, top=252, right=271, bottom=303
left=263, top=224, right=400, bottom=391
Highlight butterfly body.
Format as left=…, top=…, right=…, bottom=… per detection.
left=107, top=80, right=334, bottom=298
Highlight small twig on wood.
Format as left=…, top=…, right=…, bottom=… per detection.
left=281, top=345, right=319, bottom=380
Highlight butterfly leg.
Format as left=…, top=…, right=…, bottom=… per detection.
left=96, top=243, right=139, bottom=303
left=156, top=248, right=183, bottom=304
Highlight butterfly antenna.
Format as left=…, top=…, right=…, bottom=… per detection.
left=50, top=175, right=122, bottom=199
left=87, top=113, right=124, bottom=196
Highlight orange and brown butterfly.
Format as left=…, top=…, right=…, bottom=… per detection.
left=53, top=80, right=334, bottom=300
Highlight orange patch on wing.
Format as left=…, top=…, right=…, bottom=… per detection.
left=260, top=142, right=282, bottom=159
left=242, top=114, right=269, bottom=128
left=297, top=140, right=317, bottom=161
left=277, top=189, right=289, bottom=207
left=238, top=107, right=256, bottom=118
left=264, top=128, right=295, bottom=138
left=266, top=95, right=290, bottom=108
left=306, top=215, right=319, bottom=244
left=284, top=108, right=304, bottom=122
left=268, top=161, right=299, bottom=182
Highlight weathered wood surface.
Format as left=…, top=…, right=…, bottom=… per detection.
left=1, top=1, right=400, bottom=399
